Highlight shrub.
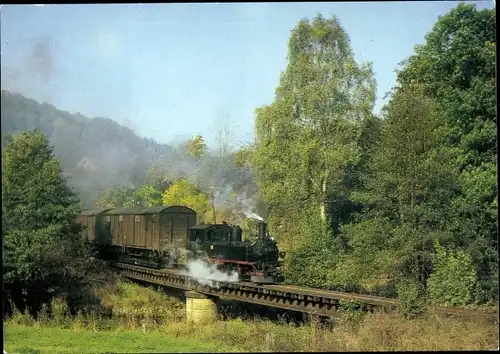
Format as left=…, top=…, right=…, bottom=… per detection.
left=427, top=241, right=478, bottom=307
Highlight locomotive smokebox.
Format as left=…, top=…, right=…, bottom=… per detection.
left=258, top=222, right=268, bottom=239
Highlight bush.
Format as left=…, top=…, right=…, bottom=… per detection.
left=427, top=241, right=478, bottom=307
left=396, top=278, right=427, bottom=318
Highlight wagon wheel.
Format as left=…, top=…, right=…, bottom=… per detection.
left=153, top=250, right=162, bottom=267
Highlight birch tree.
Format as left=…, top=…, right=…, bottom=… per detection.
left=253, top=14, right=376, bottom=240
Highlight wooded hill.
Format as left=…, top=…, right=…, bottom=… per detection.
left=1, top=90, right=174, bottom=207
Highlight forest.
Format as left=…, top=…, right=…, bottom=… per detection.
left=2, top=3, right=497, bottom=318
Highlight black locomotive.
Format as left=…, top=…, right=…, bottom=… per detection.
left=77, top=206, right=285, bottom=284
left=189, top=221, right=285, bottom=283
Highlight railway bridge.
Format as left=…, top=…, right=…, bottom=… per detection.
left=112, top=262, right=496, bottom=323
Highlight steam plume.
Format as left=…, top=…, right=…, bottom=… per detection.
left=246, top=212, right=264, bottom=222
left=182, top=259, right=239, bottom=288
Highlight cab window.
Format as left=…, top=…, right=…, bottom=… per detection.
left=224, top=229, right=232, bottom=242
left=207, top=230, right=214, bottom=242
left=209, top=229, right=223, bottom=242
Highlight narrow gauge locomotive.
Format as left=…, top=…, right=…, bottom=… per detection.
left=77, top=206, right=285, bottom=284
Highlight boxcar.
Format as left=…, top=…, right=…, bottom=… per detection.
left=101, top=206, right=197, bottom=266
left=77, top=209, right=111, bottom=244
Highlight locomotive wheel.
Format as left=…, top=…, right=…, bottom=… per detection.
left=237, top=266, right=251, bottom=282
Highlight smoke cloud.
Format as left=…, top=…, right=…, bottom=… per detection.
left=1, top=36, right=58, bottom=105
left=182, top=259, right=239, bottom=288
left=246, top=212, right=264, bottom=222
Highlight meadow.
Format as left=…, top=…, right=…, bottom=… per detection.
left=4, top=280, right=498, bottom=353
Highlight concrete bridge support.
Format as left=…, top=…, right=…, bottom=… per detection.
left=185, top=291, right=218, bottom=324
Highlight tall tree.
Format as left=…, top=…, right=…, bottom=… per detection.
left=253, top=14, right=376, bottom=246
left=207, top=109, right=236, bottom=221
left=395, top=3, right=497, bottom=302
left=2, top=129, right=104, bottom=317
left=397, top=4, right=496, bottom=167
left=338, top=85, right=460, bottom=297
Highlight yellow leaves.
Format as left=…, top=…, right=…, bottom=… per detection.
left=161, top=179, right=209, bottom=218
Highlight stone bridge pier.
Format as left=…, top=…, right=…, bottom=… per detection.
left=185, top=291, right=218, bottom=324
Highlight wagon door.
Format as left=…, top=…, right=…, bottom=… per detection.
left=172, top=213, right=188, bottom=249
left=88, top=215, right=96, bottom=243
left=96, top=214, right=111, bottom=245
left=172, top=213, right=191, bottom=266
left=122, top=215, right=134, bottom=247
left=159, top=213, right=172, bottom=252
left=116, top=215, right=126, bottom=246
left=134, top=214, right=147, bottom=248
left=77, top=215, right=88, bottom=242
left=151, top=214, right=161, bottom=251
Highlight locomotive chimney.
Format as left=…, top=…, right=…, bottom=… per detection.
left=258, top=222, right=267, bottom=239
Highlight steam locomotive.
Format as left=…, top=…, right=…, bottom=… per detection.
left=77, top=206, right=285, bottom=284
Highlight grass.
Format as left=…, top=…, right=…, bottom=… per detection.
left=4, top=324, right=236, bottom=354
left=4, top=279, right=499, bottom=353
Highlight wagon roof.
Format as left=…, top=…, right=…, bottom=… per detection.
left=104, top=206, right=196, bottom=215
left=190, top=223, right=231, bottom=230
left=80, top=209, right=110, bottom=216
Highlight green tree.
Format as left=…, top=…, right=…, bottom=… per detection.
left=2, top=129, right=105, bottom=317
left=397, top=3, right=496, bottom=167
left=95, top=183, right=163, bottom=209
left=253, top=13, right=376, bottom=248
left=341, top=85, right=460, bottom=291
left=95, top=187, right=137, bottom=208
left=135, top=184, right=163, bottom=207
left=145, top=162, right=173, bottom=191
left=234, top=146, right=254, bottom=170
left=395, top=3, right=497, bottom=303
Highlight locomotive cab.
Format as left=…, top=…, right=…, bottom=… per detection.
left=188, top=223, right=245, bottom=258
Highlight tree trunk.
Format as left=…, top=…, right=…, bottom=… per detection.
left=320, top=176, right=327, bottom=223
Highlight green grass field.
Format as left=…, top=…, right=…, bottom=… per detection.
left=4, top=323, right=238, bottom=354
left=3, top=280, right=498, bottom=353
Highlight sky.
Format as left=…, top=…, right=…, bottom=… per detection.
left=0, top=1, right=495, bottom=149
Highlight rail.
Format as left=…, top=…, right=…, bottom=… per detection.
left=112, top=262, right=497, bottom=320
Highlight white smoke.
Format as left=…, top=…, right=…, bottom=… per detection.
left=246, top=212, right=264, bottom=222
left=182, top=259, right=239, bottom=288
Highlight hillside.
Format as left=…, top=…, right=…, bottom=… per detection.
left=1, top=90, right=174, bottom=207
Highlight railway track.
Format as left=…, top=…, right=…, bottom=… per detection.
left=112, top=262, right=497, bottom=321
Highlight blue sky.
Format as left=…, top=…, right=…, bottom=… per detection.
left=0, top=2, right=494, bottom=149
